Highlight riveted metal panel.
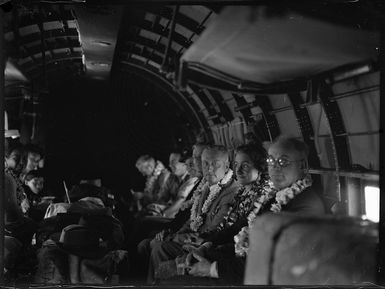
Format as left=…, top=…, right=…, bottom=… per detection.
left=319, top=81, right=351, bottom=170
left=288, top=91, right=321, bottom=168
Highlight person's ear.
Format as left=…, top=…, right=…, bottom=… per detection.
left=300, top=159, right=309, bottom=172
left=225, top=160, right=230, bottom=171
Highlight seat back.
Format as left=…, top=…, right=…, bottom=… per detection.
left=244, top=213, right=378, bottom=285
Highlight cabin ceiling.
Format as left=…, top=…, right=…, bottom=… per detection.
left=1, top=1, right=383, bottom=179
left=3, top=1, right=383, bottom=88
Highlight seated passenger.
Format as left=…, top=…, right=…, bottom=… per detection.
left=127, top=150, right=201, bottom=252
left=24, top=169, right=49, bottom=222
left=145, top=150, right=190, bottom=216
left=162, top=136, right=325, bottom=285
left=20, top=144, right=43, bottom=182
left=118, top=145, right=206, bottom=281
left=4, top=137, right=38, bottom=275
left=5, top=144, right=30, bottom=215
left=162, top=153, right=200, bottom=218
left=145, top=145, right=238, bottom=283
left=153, top=143, right=269, bottom=282
left=24, top=169, right=44, bottom=206
left=133, top=154, right=174, bottom=213
left=160, top=143, right=206, bottom=231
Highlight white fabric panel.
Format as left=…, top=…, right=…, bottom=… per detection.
left=210, top=117, right=247, bottom=149
left=334, top=72, right=380, bottom=133
left=211, top=125, right=223, bottom=145
left=179, top=6, right=213, bottom=24
left=268, top=94, right=291, bottom=110
left=275, top=110, right=301, bottom=137
left=181, top=6, right=379, bottom=84
left=229, top=117, right=246, bottom=148
left=348, top=135, right=379, bottom=171
left=307, top=104, right=333, bottom=136
left=222, top=124, right=231, bottom=147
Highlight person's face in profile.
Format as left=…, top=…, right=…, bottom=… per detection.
left=5, top=150, right=21, bottom=170
left=137, top=161, right=155, bottom=177
left=169, top=153, right=181, bottom=174
left=26, top=152, right=41, bottom=173
left=185, top=158, right=197, bottom=177
left=26, top=177, right=44, bottom=195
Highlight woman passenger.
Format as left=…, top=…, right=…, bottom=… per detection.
left=155, top=143, right=270, bottom=282
left=163, top=136, right=325, bottom=285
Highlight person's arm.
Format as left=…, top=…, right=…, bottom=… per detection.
left=162, top=196, right=186, bottom=218
left=162, top=177, right=198, bottom=218
left=187, top=252, right=245, bottom=284
left=5, top=173, right=24, bottom=222
left=201, top=217, right=248, bottom=246
left=166, top=208, right=191, bottom=233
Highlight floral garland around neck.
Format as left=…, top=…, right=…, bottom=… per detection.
left=190, top=169, right=233, bottom=232
left=216, top=177, right=269, bottom=232
left=234, top=174, right=312, bottom=257
left=143, top=160, right=166, bottom=195
left=179, top=178, right=207, bottom=211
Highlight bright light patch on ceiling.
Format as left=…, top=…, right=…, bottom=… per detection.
left=19, top=24, right=39, bottom=36
left=364, top=186, right=379, bottom=223
left=92, top=40, right=112, bottom=47
left=90, top=62, right=110, bottom=67
left=5, top=61, right=28, bottom=82
left=43, top=21, right=62, bottom=30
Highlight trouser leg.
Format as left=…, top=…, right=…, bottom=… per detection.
left=147, top=240, right=184, bottom=284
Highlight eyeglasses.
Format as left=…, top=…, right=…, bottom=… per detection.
left=266, top=155, right=303, bottom=168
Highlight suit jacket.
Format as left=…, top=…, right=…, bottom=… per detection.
left=166, top=178, right=203, bottom=233
left=200, top=178, right=238, bottom=233
left=173, top=178, right=238, bottom=243
left=215, top=186, right=326, bottom=284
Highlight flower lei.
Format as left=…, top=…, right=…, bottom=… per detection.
left=190, top=169, right=234, bottom=232
left=234, top=175, right=312, bottom=257
left=179, top=178, right=207, bottom=211
left=144, top=160, right=166, bottom=195
left=216, top=177, right=269, bottom=231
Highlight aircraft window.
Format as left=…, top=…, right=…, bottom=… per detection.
left=364, top=186, right=379, bottom=223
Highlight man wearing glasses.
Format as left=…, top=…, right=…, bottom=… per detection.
left=161, top=136, right=325, bottom=285
left=266, top=136, right=325, bottom=214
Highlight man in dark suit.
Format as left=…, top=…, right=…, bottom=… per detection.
left=166, top=136, right=325, bottom=285
left=146, top=145, right=238, bottom=283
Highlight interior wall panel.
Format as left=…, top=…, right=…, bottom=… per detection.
left=348, top=135, right=379, bottom=170
left=274, top=110, right=301, bottom=138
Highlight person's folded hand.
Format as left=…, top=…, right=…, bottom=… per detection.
left=155, top=230, right=165, bottom=241
left=131, top=189, right=144, bottom=200
left=187, top=253, right=212, bottom=277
